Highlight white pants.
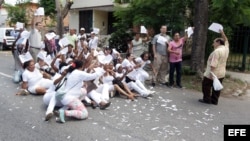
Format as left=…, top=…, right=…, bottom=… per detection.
left=43, top=91, right=63, bottom=115
left=96, top=84, right=111, bottom=102
left=28, top=78, right=53, bottom=94
left=88, top=90, right=108, bottom=105
left=127, top=81, right=149, bottom=96
left=136, top=69, right=149, bottom=83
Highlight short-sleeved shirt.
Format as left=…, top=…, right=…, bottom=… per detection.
left=135, top=57, right=151, bottom=69
left=88, top=36, right=99, bottom=50
left=132, top=38, right=143, bottom=51
left=152, top=34, right=171, bottom=56
left=204, top=41, right=229, bottom=79
left=22, top=68, right=43, bottom=88
left=29, top=28, right=42, bottom=48
left=168, top=37, right=185, bottom=63
left=65, top=33, right=78, bottom=48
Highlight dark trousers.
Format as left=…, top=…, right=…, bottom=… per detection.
left=169, top=62, right=182, bottom=86
left=202, top=77, right=224, bottom=104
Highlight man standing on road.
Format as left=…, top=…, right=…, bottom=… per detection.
left=29, top=15, right=44, bottom=61
left=199, top=30, right=229, bottom=105
left=152, top=25, right=171, bottom=86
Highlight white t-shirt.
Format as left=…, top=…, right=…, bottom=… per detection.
left=132, top=38, right=143, bottom=51
left=77, top=40, right=88, bottom=56
left=115, top=72, right=125, bottom=83
left=121, top=59, right=137, bottom=78
left=102, top=75, right=114, bottom=85
left=135, top=57, right=151, bottom=69
left=88, top=36, right=99, bottom=50
left=61, top=68, right=105, bottom=105
left=22, top=68, right=43, bottom=88
left=112, top=49, right=119, bottom=59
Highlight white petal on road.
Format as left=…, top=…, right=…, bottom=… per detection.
left=151, top=127, right=159, bottom=130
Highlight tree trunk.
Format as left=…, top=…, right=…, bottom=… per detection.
left=62, top=0, right=74, bottom=19
left=56, top=0, right=64, bottom=38
left=191, top=0, right=208, bottom=78
left=0, top=0, right=4, bottom=6
left=55, top=0, right=74, bottom=38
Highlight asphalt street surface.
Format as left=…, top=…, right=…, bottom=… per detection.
left=0, top=51, right=250, bottom=141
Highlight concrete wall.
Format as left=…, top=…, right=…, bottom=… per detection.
left=72, top=0, right=113, bottom=8
left=0, top=8, right=8, bottom=27
left=68, top=10, right=80, bottom=33
left=93, top=10, right=108, bottom=35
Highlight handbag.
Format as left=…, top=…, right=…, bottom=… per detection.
left=13, top=70, right=21, bottom=83
left=55, top=77, right=67, bottom=101
left=210, top=72, right=223, bottom=91
left=55, top=77, right=81, bottom=101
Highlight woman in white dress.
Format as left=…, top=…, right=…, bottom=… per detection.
left=121, top=53, right=155, bottom=97
left=134, top=51, right=156, bottom=84
left=115, top=63, right=153, bottom=98
left=130, top=33, right=149, bottom=57
left=57, top=60, right=110, bottom=123
left=100, top=63, right=137, bottom=100
left=21, top=60, right=53, bottom=95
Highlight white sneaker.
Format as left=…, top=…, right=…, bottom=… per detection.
left=147, top=90, right=155, bottom=94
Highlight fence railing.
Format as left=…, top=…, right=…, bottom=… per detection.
left=206, top=26, right=250, bottom=72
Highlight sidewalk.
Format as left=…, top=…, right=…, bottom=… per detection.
left=226, top=71, right=250, bottom=83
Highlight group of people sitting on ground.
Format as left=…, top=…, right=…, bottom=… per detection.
left=14, top=31, right=156, bottom=123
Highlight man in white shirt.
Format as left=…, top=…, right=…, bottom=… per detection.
left=88, top=32, right=99, bottom=50
left=29, top=15, right=44, bottom=61
left=78, top=27, right=87, bottom=40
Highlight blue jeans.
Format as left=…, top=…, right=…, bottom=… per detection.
left=169, top=61, right=182, bottom=86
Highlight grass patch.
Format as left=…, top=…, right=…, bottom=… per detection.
left=182, top=73, right=248, bottom=98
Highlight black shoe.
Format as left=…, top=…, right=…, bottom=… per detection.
left=176, top=85, right=182, bottom=89
left=151, top=82, right=156, bottom=87
left=198, top=99, right=211, bottom=104
left=91, top=101, right=98, bottom=109
left=100, top=102, right=111, bottom=110
left=82, top=100, right=92, bottom=107
left=160, top=82, right=169, bottom=86
left=211, top=101, right=218, bottom=105
left=45, top=113, right=53, bottom=121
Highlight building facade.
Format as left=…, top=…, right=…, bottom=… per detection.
left=69, top=0, right=116, bottom=35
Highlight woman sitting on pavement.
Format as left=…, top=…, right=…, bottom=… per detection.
left=57, top=60, right=110, bottom=123
left=121, top=53, right=155, bottom=97
left=134, top=51, right=156, bottom=84
left=115, top=63, right=154, bottom=98
left=100, top=63, right=137, bottom=101
left=20, top=60, right=53, bottom=95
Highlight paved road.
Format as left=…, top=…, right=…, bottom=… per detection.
left=0, top=51, right=250, bottom=141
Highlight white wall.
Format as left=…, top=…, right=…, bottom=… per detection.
left=93, top=10, right=108, bottom=35
left=72, top=0, right=114, bottom=8
left=68, top=10, right=79, bottom=32
left=0, top=9, right=8, bottom=27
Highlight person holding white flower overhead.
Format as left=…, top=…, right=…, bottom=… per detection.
left=199, top=29, right=229, bottom=105
left=29, top=13, right=44, bottom=61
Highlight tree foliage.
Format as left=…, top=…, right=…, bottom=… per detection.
left=210, top=0, right=250, bottom=27
left=114, top=0, right=193, bottom=32
left=4, top=2, right=29, bottom=27
left=110, top=0, right=194, bottom=52
left=39, top=0, right=56, bottom=19
left=111, top=0, right=250, bottom=75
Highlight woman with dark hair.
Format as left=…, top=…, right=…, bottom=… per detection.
left=56, top=60, right=109, bottom=123
left=121, top=53, right=155, bottom=97
left=21, top=60, right=53, bottom=95
left=134, top=51, right=156, bottom=84
left=168, top=31, right=187, bottom=88
left=130, top=32, right=149, bottom=57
